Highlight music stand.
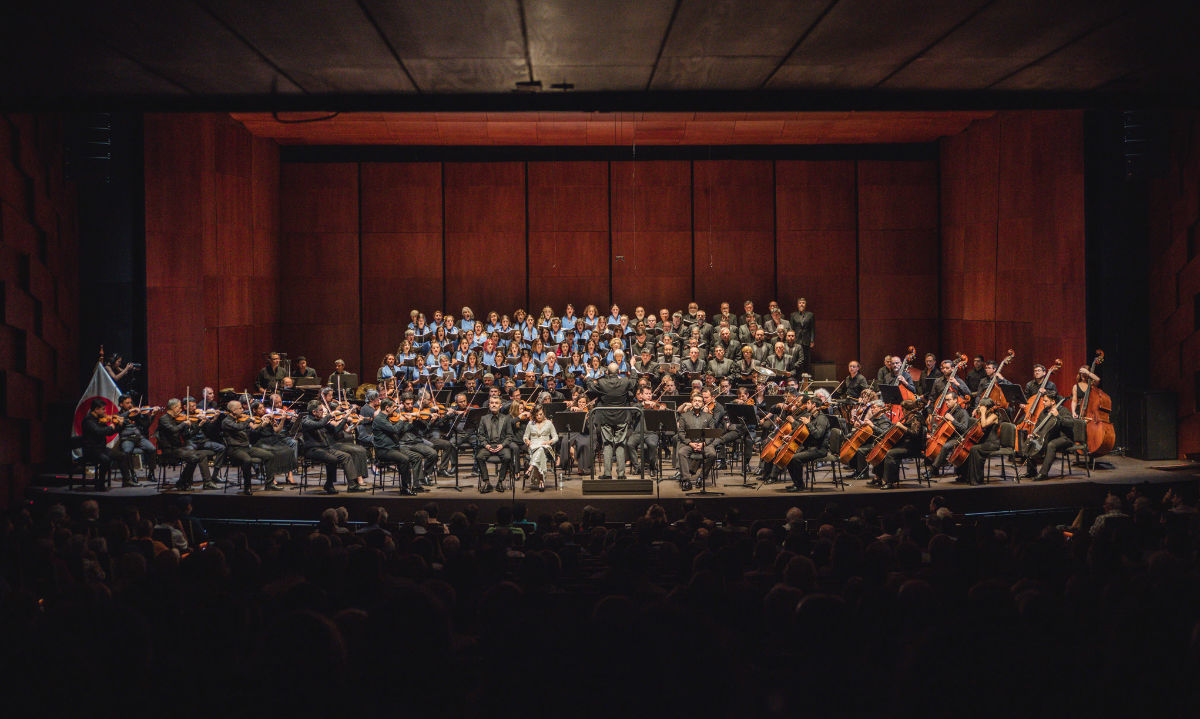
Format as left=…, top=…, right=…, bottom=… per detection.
left=643, top=409, right=677, bottom=482
left=684, top=428, right=726, bottom=496
left=1000, top=383, right=1026, bottom=406
left=722, top=403, right=759, bottom=488
left=544, top=401, right=567, bottom=416
left=878, top=384, right=904, bottom=405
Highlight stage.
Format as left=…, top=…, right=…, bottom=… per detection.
left=32, top=454, right=1200, bottom=526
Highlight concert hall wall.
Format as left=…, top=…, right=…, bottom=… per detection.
left=142, top=110, right=1087, bottom=400
left=1147, top=110, right=1200, bottom=455
left=0, top=114, right=80, bottom=507
left=144, top=114, right=280, bottom=403
left=940, top=110, right=1087, bottom=387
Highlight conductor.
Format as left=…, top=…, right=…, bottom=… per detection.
left=587, top=362, right=637, bottom=480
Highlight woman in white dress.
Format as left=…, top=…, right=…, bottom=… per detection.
left=522, top=404, right=558, bottom=491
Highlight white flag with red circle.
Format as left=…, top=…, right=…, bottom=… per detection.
left=72, top=361, right=122, bottom=456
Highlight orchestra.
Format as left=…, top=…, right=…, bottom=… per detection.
left=79, top=298, right=1115, bottom=497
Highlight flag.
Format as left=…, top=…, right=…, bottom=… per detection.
left=72, top=361, right=122, bottom=456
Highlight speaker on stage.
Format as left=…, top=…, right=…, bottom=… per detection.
left=1124, top=389, right=1176, bottom=460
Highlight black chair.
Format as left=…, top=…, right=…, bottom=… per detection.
left=66, top=454, right=106, bottom=492
left=220, top=455, right=266, bottom=493
left=985, top=422, right=1019, bottom=483
left=1058, top=418, right=1091, bottom=479
left=298, top=454, right=325, bottom=495
left=803, top=449, right=846, bottom=491
left=155, top=452, right=186, bottom=492
left=519, top=449, right=560, bottom=491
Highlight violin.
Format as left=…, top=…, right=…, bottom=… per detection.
left=124, top=405, right=162, bottom=418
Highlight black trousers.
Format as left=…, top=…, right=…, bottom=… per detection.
left=1025, top=435, right=1073, bottom=477
left=403, top=442, right=438, bottom=477
left=873, top=447, right=909, bottom=485
left=84, top=446, right=134, bottom=488
left=306, top=447, right=352, bottom=490
left=474, top=446, right=513, bottom=484
left=227, top=446, right=275, bottom=491
left=164, top=447, right=213, bottom=487
left=785, top=448, right=825, bottom=488
left=962, top=439, right=1001, bottom=485
left=376, top=447, right=422, bottom=490
left=426, top=436, right=455, bottom=470
left=677, top=443, right=716, bottom=480
left=333, top=442, right=369, bottom=479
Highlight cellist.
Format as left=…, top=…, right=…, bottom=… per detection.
left=928, top=387, right=972, bottom=474
left=782, top=394, right=830, bottom=493
left=866, top=398, right=925, bottom=490
left=840, top=399, right=890, bottom=479
left=956, top=398, right=1001, bottom=486
left=1022, top=395, right=1074, bottom=481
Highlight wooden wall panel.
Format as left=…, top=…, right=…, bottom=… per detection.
left=360, top=162, right=444, bottom=368
left=940, top=111, right=1085, bottom=387
left=857, top=160, right=939, bottom=372
left=528, top=161, right=610, bottom=311
left=444, top=162, right=526, bottom=316
left=693, top=160, right=774, bottom=311
left=1, top=114, right=79, bottom=506
left=611, top=160, right=692, bottom=310
left=775, top=160, right=858, bottom=367
left=278, top=163, right=359, bottom=377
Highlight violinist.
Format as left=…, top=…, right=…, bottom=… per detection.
left=300, top=401, right=353, bottom=495
left=628, top=385, right=664, bottom=473
left=782, top=394, right=830, bottom=492
left=476, top=396, right=517, bottom=492
left=867, top=399, right=925, bottom=490
left=393, top=393, right=439, bottom=486
left=416, top=390, right=456, bottom=478
left=355, top=389, right=379, bottom=454
left=928, top=387, right=972, bottom=474
left=157, top=398, right=217, bottom=490
left=1069, top=365, right=1102, bottom=418
left=957, top=398, right=1001, bottom=486
left=1022, top=394, right=1073, bottom=481
left=1024, top=364, right=1059, bottom=404
left=833, top=361, right=869, bottom=400
left=248, top=400, right=298, bottom=485
left=80, top=398, right=136, bottom=489
left=255, top=352, right=288, bottom=393
left=116, top=394, right=159, bottom=484
left=185, top=395, right=226, bottom=467
left=676, top=392, right=717, bottom=490
left=557, top=393, right=594, bottom=476
left=220, top=400, right=283, bottom=495
left=372, top=398, right=424, bottom=495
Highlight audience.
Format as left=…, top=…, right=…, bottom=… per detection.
left=2, top=486, right=1200, bottom=717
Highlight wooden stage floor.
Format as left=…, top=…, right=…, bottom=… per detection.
left=33, top=454, right=1200, bottom=524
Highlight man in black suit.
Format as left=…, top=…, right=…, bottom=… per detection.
left=80, top=399, right=135, bottom=490
left=475, top=396, right=516, bottom=492
left=587, top=362, right=637, bottom=479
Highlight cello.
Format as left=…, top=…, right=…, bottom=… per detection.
left=979, top=349, right=1016, bottom=409
left=888, top=347, right=918, bottom=424
left=924, top=354, right=969, bottom=461
left=759, top=395, right=799, bottom=464
left=1080, top=350, right=1116, bottom=458
left=867, top=399, right=923, bottom=467
left=947, top=404, right=987, bottom=467
left=1016, top=359, right=1062, bottom=433
left=839, top=401, right=884, bottom=466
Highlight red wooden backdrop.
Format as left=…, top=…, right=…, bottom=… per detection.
left=143, top=110, right=1088, bottom=393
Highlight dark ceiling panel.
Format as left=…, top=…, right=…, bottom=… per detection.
left=526, top=0, right=675, bottom=68
left=538, top=65, right=654, bottom=92
left=78, top=0, right=304, bottom=95
left=199, top=0, right=414, bottom=93
left=362, top=0, right=524, bottom=59
left=405, top=58, right=529, bottom=93
left=768, top=0, right=992, bottom=88
left=651, top=57, right=779, bottom=90
left=995, top=4, right=1199, bottom=91
left=661, top=0, right=828, bottom=57
left=881, top=0, right=1131, bottom=90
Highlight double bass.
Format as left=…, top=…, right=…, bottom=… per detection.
left=1080, top=350, right=1115, bottom=458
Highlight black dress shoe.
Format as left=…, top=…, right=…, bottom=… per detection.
left=240, top=489, right=253, bottom=496
left=438, top=469, right=455, bottom=478
left=1033, top=474, right=1050, bottom=481
left=264, top=482, right=284, bottom=492
left=399, top=488, right=415, bottom=496
left=480, top=484, right=493, bottom=494
left=324, top=487, right=339, bottom=495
